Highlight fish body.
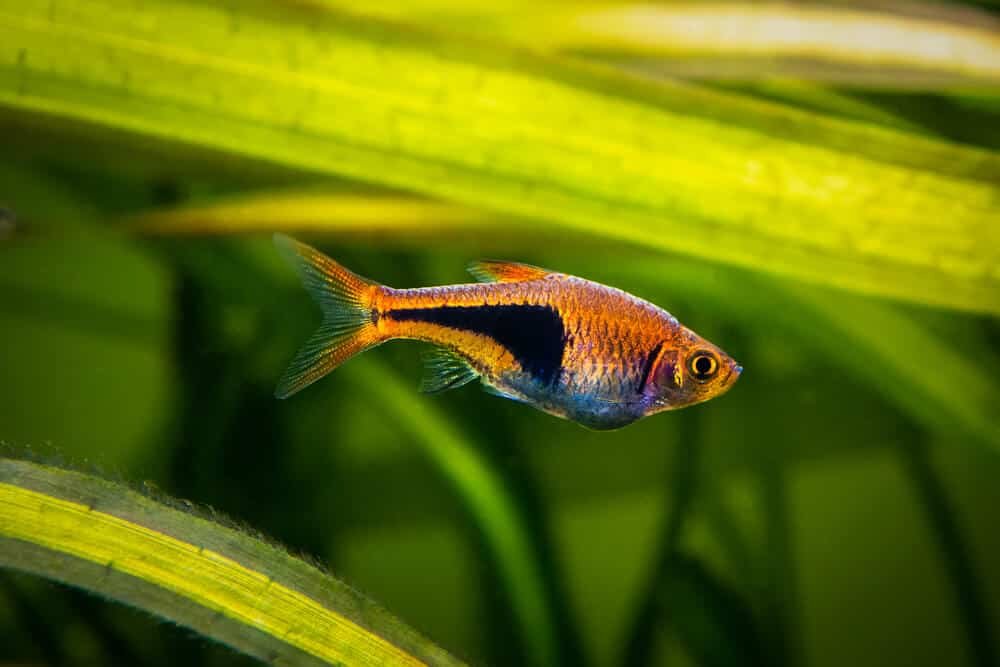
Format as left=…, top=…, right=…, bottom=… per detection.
left=275, top=235, right=741, bottom=430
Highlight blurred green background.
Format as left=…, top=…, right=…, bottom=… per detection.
left=2, top=0, right=1000, bottom=665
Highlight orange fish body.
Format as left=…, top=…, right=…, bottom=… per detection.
left=275, top=235, right=741, bottom=430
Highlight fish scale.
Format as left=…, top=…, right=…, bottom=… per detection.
left=274, top=235, right=741, bottom=430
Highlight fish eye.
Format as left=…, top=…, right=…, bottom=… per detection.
left=688, top=351, right=719, bottom=381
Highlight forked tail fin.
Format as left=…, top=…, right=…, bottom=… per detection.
left=273, top=234, right=381, bottom=398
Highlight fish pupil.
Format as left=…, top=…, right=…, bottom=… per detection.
left=690, top=353, right=717, bottom=380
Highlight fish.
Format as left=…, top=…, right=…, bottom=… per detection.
left=274, top=234, right=742, bottom=430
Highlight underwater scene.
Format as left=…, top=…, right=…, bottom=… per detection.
left=1, top=1, right=999, bottom=666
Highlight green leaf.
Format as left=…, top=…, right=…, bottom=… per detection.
left=344, top=0, right=1000, bottom=89
left=134, top=191, right=506, bottom=238
left=2, top=0, right=999, bottom=313
left=659, top=552, right=766, bottom=667
left=342, top=360, right=561, bottom=667
left=897, top=438, right=997, bottom=667
left=0, top=457, right=463, bottom=666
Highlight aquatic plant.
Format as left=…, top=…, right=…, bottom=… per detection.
left=1, top=1, right=998, bottom=665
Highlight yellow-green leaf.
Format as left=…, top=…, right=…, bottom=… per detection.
left=345, top=360, right=561, bottom=667
left=0, top=457, right=463, bottom=667
left=2, top=0, right=999, bottom=313
left=342, top=0, right=1000, bottom=88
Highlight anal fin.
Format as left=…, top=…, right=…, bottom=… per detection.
left=420, top=347, right=479, bottom=394
left=481, top=382, right=528, bottom=405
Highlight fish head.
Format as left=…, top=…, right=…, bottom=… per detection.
left=645, top=329, right=742, bottom=413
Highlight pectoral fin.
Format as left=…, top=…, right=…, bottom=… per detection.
left=467, top=260, right=551, bottom=283
left=420, top=347, right=479, bottom=394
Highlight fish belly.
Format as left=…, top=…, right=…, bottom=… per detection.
left=495, top=371, right=645, bottom=430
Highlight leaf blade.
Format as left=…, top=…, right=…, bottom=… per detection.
left=343, top=1, right=1000, bottom=89
left=0, top=457, right=463, bottom=667
left=2, top=0, right=998, bottom=313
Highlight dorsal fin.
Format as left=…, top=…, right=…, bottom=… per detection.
left=467, top=260, right=552, bottom=283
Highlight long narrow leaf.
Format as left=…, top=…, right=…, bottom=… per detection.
left=2, top=0, right=999, bottom=313
left=348, top=0, right=1000, bottom=88
left=135, top=192, right=505, bottom=237
left=898, top=438, right=997, bottom=667
left=0, top=457, right=463, bottom=667
left=344, top=360, right=561, bottom=667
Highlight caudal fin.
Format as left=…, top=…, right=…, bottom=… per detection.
left=273, top=234, right=380, bottom=399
